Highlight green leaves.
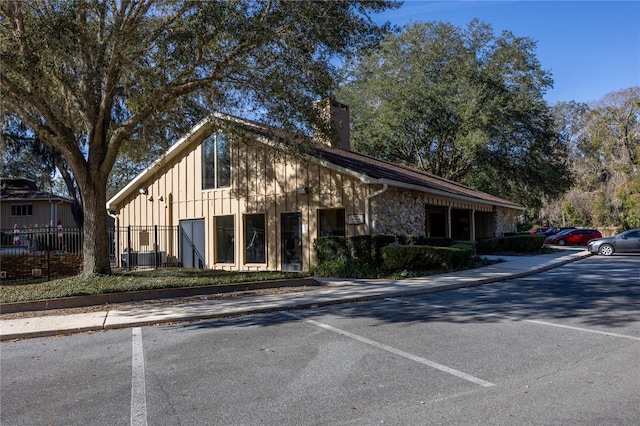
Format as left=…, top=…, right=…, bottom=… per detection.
left=338, top=20, right=571, bottom=208
left=554, top=88, right=640, bottom=228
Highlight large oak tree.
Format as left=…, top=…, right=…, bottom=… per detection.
left=337, top=20, right=573, bottom=207
left=0, top=0, right=398, bottom=275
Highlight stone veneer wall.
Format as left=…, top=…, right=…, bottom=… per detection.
left=494, top=206, right=519, bottom=236
left=370, top=188, right=426, bottom=235
left=370, top=187, right=519, bottom=238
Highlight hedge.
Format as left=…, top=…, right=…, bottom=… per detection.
left=381, top=243, right=474, bottom=271
left=396, top=235, right=455, bottom=247
left=313, top=236, right=350, bottom=264
left=313, top=235, right=481, bottom=277
left=476, top=234, right=545, bottom=254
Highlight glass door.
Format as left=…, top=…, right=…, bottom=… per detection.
left=281, top=212, right=302, bottom=271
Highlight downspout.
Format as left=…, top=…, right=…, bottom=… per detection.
left=365, top=183, right=388, bottom=235
left=49, top=198, right=65, bottom=226
left=107, top=210, right=118, bottom=268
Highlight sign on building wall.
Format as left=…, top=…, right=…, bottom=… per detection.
left=348, top=214, right=364, bottom=225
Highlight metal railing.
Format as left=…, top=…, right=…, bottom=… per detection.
left=0, top=225, right=183, bottom=284
left=113, top=225, right=181, bottom=270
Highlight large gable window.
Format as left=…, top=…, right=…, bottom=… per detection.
left=202, top=133, right=231, bottom=189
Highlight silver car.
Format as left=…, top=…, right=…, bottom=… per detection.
left=587, top=229, right=640, bottom=256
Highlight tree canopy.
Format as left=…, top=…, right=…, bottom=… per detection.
left=1, top=117, right=84, bottom=226
left=545, top=88, right=640, bottom=229
left=337, top=20, right=573, bottom=208
left=0, top=0, right=398, bottom=274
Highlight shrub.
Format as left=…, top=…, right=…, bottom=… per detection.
left=381, top=243, right=474, bottom=271
left=314, top=236, right=350, bottom=264
left=505, top=235, right=545, bottom=252
left=396, top=235, right=454, bottom=246
left=309, top=258, right=381, bottom=278
left=476, top=235, right=544, bottom=254
left=476, top=238, right=507, bottom=254
left=349, top=235, right=377, bottom=268
left=314, top=235, right=476, bottom=277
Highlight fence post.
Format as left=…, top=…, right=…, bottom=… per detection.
left=127, top=226, right=132, bottom=271
left=47, top=226, right=51, bottom=282
left=154, top=225, right=158, bottom=269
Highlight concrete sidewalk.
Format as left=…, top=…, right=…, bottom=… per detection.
left=0, top=249, right=592, bottom=341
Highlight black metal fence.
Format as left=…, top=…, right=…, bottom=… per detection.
left=0, top=225, right=182, bottom=284
left=1, top=226, right=84, bottom=255
left=112, top=225, right=181, bottom=270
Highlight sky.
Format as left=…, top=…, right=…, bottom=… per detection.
left=371, top=0, right=640, bottom=105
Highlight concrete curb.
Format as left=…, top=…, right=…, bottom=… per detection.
left=0, top=277, right=319, bottom=314
left=0, top=251, right=592, bottom=341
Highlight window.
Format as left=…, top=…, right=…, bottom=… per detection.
left=10, top=204, right=33, bottom=216
left=245, top=214, right=266, bottom=263
left=202, top=133, right=231, bottom=189
left=318, top=209, right=345, bottom=236
left=215, top=215, right=235, bottom=263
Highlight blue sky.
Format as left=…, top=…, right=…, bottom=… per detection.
left=371, top=0, right=640, bottom=105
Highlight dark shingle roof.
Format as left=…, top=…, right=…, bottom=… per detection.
left=311, top=144, right=522, bottom=209
left=0, top=178, right=72, bottom=202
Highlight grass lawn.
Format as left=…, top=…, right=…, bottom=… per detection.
left=0, top=269, right=309, bottom=304
left=1, top=248, right=552, bottom=304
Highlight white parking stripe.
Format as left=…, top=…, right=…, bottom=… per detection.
left=131, top=327, right=148, bottom=426
left=280, top=311, right=495, bottom=388
left=387, top=299, right=640, bottom=342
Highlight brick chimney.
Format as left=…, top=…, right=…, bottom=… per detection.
left=315, top=98, right=350, bottom=151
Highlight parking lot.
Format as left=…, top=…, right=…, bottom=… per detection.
left=2, top=256, right=639, bottom=425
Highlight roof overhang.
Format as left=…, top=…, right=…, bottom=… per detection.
left=107, top=117, right=213, bottom=210
left=308, top=155, right=524, bottom=211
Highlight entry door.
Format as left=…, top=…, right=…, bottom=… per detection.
left=281, top=212, right=302, bottom=271
left=180, top=219, right=205, bottom=268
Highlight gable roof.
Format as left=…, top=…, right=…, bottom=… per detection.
left=107, top=112, right=523, bottom=211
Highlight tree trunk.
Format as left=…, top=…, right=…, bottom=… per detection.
left=80, top=179, right=111, bottom=275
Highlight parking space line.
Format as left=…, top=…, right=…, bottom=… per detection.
left=131, top=327, right=148, bottom=426
left=280, top=311, right=495, bottom=388
left=387, top=299, right=640, bottom=342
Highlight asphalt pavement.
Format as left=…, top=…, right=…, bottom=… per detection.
left=0, top=248, right=591, bottom=341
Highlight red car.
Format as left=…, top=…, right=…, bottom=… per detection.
left=544, top=228, right=602, bottom=246
left=529, top=227, right=551, bottom=234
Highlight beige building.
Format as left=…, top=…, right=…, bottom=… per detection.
left=1, top=178, right=78, bottom=230
left=106, top=102, right=523, bottom=271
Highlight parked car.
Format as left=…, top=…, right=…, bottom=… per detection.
left=528, top=227, right=551, bottom=234
left=542, top=226, right=576, bottom=236
left=544, top=228, right=602, bottom=246
left=587, top=229, right=640, bottom=256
